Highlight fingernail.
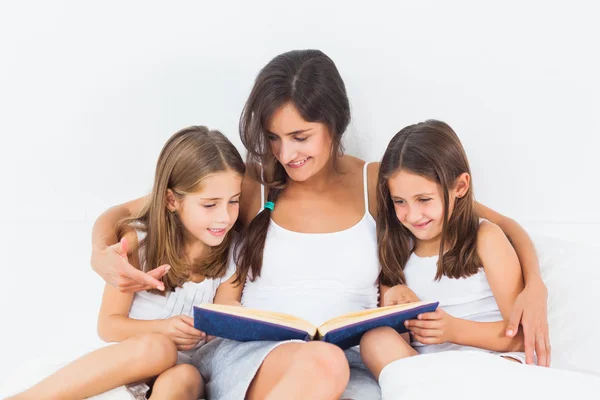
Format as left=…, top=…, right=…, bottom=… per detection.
left=157, top=284, right=165, bottom=291
left=417, top=315, right=422, bottom=320
left=165, top=266, right=171, bottom=272
left=404, top=321, right=408, bottom=327
left=506, top=329, right=513, bottom=336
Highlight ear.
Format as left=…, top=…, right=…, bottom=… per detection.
left=165, top=189, right=180, bottom=212
left=454, top=173, right=470, bottom=199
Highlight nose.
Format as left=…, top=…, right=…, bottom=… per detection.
left=278, top=139, right=298, bottom=165
left=217, top=203, right=232, bottom=225
left=406, top=205, right=422, bottom=224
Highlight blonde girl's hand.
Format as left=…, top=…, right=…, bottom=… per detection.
left=405, top=308, right=456, bottom=345
left=160, top=315, right=206, bottom=351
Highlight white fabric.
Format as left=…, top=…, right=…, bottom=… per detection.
left=377, top=234, right=600, bottom=398
left=128, top=231, right=235, bottom=321
left=2, top=226, right=599, bottom=398
left=243, top=162, right=380, bottom=326
left=403, top=220, right=526, bottom=362
left=379, top=350, right=600, bottom=400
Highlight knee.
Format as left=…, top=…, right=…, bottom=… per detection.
left=163, top=364, right=203, bottom=389
left=299, top=342, right=350, bottom=390
left=132, top=333, right=178, bottom=369
left=360, top=326, right=398, bottom=354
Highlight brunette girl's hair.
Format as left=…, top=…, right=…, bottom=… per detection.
left=377, top=119, right=481, bottom=286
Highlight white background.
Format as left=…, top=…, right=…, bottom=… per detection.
left=0, top=0, right=599, bottom=386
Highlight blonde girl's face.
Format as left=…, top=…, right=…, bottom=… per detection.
left=168, top=170, right=243, bottom=248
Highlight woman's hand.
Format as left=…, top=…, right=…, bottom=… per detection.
left=160, top=315, right=206, bottom=351
left=383, top=285, right=420, bottom=306
left=91, top=238, right=170, bottom=292
left=505, top=279, right=550, bottom=366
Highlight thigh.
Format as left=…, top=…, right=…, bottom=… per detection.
left=247, top=342, right=306, bottom=399
left=343, top=348, right=382, bottom=400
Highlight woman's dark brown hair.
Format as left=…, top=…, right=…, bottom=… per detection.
left=377, top=119, right=482, bottom=287
left=235, top=49, right=351, bottom=283
left=117, top=126, right=245, bottom=294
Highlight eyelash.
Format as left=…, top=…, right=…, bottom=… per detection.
left=394, top=198, right=432, bottom=205
left=203, top=200, right=239, bottom=209
left=266, top=135, right=307, bottom=142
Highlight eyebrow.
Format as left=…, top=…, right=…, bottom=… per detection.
left=200, top=192, right=242, bottom=201
left=267, top=129, right=311, bottom=136
left=391, top=193, right=436, bottom=199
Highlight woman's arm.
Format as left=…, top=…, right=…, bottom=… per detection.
left=91, top=195, right=169, bottom=292
left=475, top=203, right=542, bottom=284
left=475, top=202, right=550, bottom=366
left=213, top=274, right=244, bottom=306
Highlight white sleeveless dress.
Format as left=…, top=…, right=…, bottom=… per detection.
left=403, top=220, right=529, bottom=363
left=193, top=162, right=382, bottom=399
left=127, top=231, right=235, bottom=364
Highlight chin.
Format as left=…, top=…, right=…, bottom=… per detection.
left=284, top=168, right=312, bottom=182
left=201, top=233, right=227, bottom=247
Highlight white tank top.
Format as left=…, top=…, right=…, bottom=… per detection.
left=241, top=163, right=380, bottom=326
left=128, top=231, right=235, bottom=321
left=404, top=220, right=504, bottom=354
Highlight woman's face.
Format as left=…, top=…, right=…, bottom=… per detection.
left=266, top=102, right=333, bottom=182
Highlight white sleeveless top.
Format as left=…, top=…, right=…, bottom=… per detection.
left=128, top=231, right=235, bottom=321
left=404, top=220, right=503, bottom=354
left=241, top=163, right=380, bottom=327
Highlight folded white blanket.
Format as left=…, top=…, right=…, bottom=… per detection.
left=379, top=350, right=600, bottom=400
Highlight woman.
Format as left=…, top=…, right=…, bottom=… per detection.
left=91, top=50, right=549, bottom=399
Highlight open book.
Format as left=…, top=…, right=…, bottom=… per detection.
left=193, top=301, right=439, bottom=350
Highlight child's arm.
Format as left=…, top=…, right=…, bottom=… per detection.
left=406, top=221, right=525, bottom=352
left=96, top=229, right=161, bottom=342
left=474, top=202, right=543, bottom=285
left=475, top=202, right=549, bottom=365
left=213, top=273, right=244, bottom=306
left=96, top=230, right=204, bottom=350
left=452, top=221, right=525, bottom=351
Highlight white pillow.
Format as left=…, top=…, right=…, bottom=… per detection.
left=532, top=234, right=600, bottom=375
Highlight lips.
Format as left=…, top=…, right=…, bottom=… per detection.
left=207, top=228, right=226, bottom=237
left=287, top=157, right=310, bottom=168
left=412, top=220, right=432, bottom=229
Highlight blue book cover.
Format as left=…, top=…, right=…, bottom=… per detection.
left=194, top=301, right=439, bottom=350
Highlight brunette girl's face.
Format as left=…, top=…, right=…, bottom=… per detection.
left=387, top=170, right=469, bottom=243
left=266, top=102, right=333, bottom=182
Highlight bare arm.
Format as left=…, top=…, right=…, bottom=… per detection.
left=475, top=202, right=543, bottom=285
left=449, top=221, right=524, bottom=352
left=475, top=202, right=550, bottom=366
left=96, top=230, right=161, bottom=342
left=90, top=195, right=169, bottom=292
left=213, top=274, right=244, bottom=306
left=91, top=196, right=146, bottom=254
